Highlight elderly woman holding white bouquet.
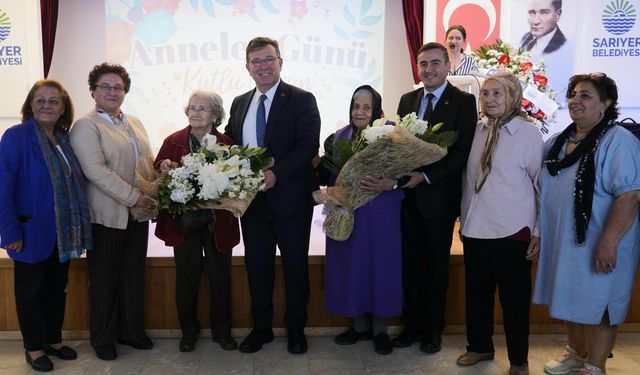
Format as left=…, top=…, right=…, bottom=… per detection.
left=457, top=71, right=543, bottom=375
left=154, top=91, right=240, bottom=353
left=316, top=85, right=403, bottom=355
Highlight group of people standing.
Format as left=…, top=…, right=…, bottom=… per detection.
left=1, top=34, right=639, bottom=375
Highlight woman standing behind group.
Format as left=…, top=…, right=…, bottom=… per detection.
left=445, top=25, right=479, bottom=76
left=316, top=85, right=404, bottom=355
left=154, top=91, right=240, bottom=353
left=457, top=71, right=542, bottom=375
left=70, top=63, right=154, bottom=361
left=0, top=80, right=92, bottom=372
left=534, top=73, right=640, bottom=375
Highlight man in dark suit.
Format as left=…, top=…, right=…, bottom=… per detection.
left=519, top=0, right=566, bottom=56
left=224, top=37, right=320, bottom=354
left=393, top=42, right=477, bottom=354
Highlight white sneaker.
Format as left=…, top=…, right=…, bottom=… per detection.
left=544, top=346, right=586, bottom=374
left=576, top=363, right=604, bottom=374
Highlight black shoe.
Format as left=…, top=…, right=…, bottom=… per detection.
left=334, top=327, right=373, bottom=345
left=94, top=344, right=117, bottom=361
left=392, top=329, right=422, bottom=348
left=117, top=336, right=153, bottom=350
left=287, top=330, right=308, bottom=354
left=179, top=336, right=197, bottom=352
left=212, top=335, right=238, bottom=351
left=374, top=333, right=393, bottom=355
left=420, top=334, right=442, bottom=354
left=239, top=329, right=274, bottom=353
left=44, top=345, right=77, bottom=360
left=25, top=352, right=54, bottom=372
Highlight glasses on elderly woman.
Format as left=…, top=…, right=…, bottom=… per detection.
left=97, top=83, right=125, bottom=93
left=187, top=106, right=214, bottom=113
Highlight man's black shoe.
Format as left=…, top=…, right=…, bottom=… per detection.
left=420, top=334, right=442, bottom=354
left=287, top=330, right=308, bottom=354
left=238, top=330, right=274, bottom=353
left=391, top=329, right=422, bottom=348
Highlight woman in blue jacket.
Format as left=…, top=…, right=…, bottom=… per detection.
left=0, top=80, right=92, bottom=372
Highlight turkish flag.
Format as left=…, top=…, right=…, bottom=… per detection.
left=432, top=0, right=502, bottom=51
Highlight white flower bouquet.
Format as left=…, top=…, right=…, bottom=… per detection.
left=158, top=134, right=273, bottom=217
left=314, top=113, right=456, bottom=241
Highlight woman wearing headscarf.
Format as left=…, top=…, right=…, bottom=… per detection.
left=535, top=73, right=640, bottom=375
left=316, top=85, right=403, bottom=355
left=0, top=80, right=92, bottom=372
left=154, top=90, right=240, bottom=353
left=456, top=71, right=543, bottom=375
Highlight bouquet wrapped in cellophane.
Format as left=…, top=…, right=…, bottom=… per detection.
left=314, top=113, right=457, bottom=241
left=157, top=134, right=273, bottom=217
left=129, top=156, right=167, bottom=221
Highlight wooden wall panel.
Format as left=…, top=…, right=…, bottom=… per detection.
left=1, top=255, right=638, bottom=333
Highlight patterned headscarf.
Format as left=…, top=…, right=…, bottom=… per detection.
left=475, top=71, right=527, bottom=192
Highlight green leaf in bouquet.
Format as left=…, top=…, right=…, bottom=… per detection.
left=420, top=130, right=458, bottom=149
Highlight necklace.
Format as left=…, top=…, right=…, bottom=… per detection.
left=568, top=132, right=586, bottom=144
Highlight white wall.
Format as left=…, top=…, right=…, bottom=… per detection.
left=0, top=0, right=43, bottom=133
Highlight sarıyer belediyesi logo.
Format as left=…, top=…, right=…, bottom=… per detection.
left=0, top=9, right=11, bottom=43
left=602, top=0, right=636, bottom=35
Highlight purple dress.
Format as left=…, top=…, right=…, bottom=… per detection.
left=324, top=188, right=404, bottom=318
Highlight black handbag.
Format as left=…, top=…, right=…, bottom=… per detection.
left=174, top=209, right=215, bottom=234
left=616, top=117, right=640, bottom=140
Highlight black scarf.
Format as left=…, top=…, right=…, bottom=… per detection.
left=544, top=119, right=614, bottom=245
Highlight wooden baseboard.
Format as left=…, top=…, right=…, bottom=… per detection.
left=2, top=256, right=639, bottom=333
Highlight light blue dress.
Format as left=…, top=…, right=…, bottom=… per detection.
left=533, top=126, right=640, bottom=325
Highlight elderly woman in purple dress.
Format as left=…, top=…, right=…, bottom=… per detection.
left=315, top=85, right=404, bottom=355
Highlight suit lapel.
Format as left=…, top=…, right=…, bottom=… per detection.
left=264, top=81, right=289, bottom=146
left=410, top=89, right=423, bottom=114
left=432, top=82, right=454, bottom=121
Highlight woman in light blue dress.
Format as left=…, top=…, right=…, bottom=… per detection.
left=534, top=73, right=640, bottom=375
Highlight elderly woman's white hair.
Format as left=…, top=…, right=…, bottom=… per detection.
left=184, top=90, right=226, bottom=127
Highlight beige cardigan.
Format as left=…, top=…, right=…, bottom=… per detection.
left=70, top=110, right=152, bottom=229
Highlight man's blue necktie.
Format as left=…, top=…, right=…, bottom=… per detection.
left=256, top=94, right=267, bottom=147
left=423, top=93, right=435, bottom=122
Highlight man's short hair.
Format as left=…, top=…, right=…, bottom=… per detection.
left=416, top=42, right=449, bottom=64
left=245, top=37, right=281, bottom=63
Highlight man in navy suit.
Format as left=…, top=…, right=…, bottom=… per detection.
left=225, top=36, right=320, bottom=354
left=519, top=0, right=566, bottom=57
left=392, top=42, right=477, bottom=354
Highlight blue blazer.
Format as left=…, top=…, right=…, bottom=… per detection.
left=0, top=118, right=57, bottom=264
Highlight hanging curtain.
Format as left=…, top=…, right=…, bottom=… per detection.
left=40, top=0, right=59, bottom=78
left=401, top=0, right=424, bottom=84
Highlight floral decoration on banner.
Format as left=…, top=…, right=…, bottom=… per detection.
left=315, top=113, right=456, bottom=241
left=472, top=39, right=560, bottom=134
left=158, top=134, right=273, bottom=216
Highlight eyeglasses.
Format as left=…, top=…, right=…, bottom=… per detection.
left=187, top=106, right=214, bottom=113
left=590, top=72, right=606, bottom=78
left=249, top=56, right=279, bottom=67
left=97, top=83, right=125, bottom=93
left=33, top=97, right=62, bottom=107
